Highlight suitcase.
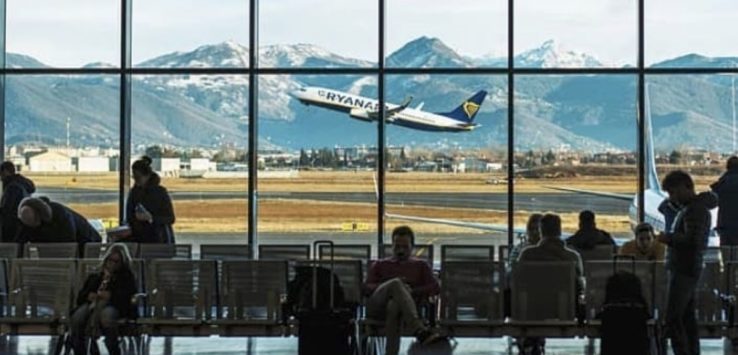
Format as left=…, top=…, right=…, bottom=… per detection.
left=599, top=255, right=654, bottom=355
left=296, top=240, right=354, bottom=355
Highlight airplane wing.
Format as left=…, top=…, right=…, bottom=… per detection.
left=386, top=212, right=526, bottom=235
left=368, top=96, right=413, bottom=119
left=544, top=186, right=633, bottom=201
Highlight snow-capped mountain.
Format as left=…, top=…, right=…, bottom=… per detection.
left=387, top=36, right=473, bottom=68
left=514, top=40, right=603, bottom=68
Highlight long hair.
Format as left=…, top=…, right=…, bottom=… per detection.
left=99, top=243, right=133, bottom=273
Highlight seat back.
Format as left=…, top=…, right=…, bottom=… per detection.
left=220, top=260, right=287, bottom=320
left=294, top=260, right=363, bottom=307
left=695, top=262, right=725, bottom=322
left=258, top=244, right=310, bottom=261
left=24, top=243, right=78, bottom=259
left=0, top=243, right=19, bottom=259
left=8, top=259, right=76, bottom=318
left=317, top=244, right=371, bottom=262
left=511, top=261, right=576, bottom=321
left=576, top=245, right=614, bottom=262
left=145, top=260, right=217, bottom=320
left=381, top=244, right=434, bottom=265
left=200, top=244, right=252, bottom=260
left=584, top=260, right=655, bottom=319
left=0, top=259, right=9, bottom=317
left=441, top=245, right=495, bottom=262
left=84, top=243, right=139, bottom=259
left=139, top=244, right=192, bottom=260
left=441, top=261, right=502, bottom=321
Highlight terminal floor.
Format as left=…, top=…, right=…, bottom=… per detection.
left=8, top=336, right=729, bottom=354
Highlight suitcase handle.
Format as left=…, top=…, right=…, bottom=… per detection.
left=312, top=240, right=335, bottom=309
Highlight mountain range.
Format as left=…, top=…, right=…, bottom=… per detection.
left=6, top=36, right=738, bottom=154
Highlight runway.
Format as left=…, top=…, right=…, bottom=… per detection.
left=37, top=188, right=631, bottom=215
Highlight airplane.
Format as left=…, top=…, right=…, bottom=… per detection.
left=385, top=84, right=721, bottom=246
left=290, top=86, right=487, bottom=132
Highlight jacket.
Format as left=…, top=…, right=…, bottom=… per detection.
left=618, top=240, right=666, bottom=261
left=662, top=192, right=718, bottom=277
left=566, top=227, right=616, bottom=250
left=711, top=169, right=738, bottom=243
left=519, top=237, right=585, bottom=298
left=0, top=174, right=35, bottom=242
left=125, top=173, right=176, bottom=244
left=75, top=268, right=137, bottom=319
left=16, top=197, right=101, bottom=244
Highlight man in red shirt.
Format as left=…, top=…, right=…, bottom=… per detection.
left=364, top=225, right=441, bottom=355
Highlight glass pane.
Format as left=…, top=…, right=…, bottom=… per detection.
left=386, top=0, right=507, bottom=68
left=6, top=0, right=119, bottom=67
left=385, top=75, right=508, bottom=259
left=647, top=0, right=738, bottom=67
left=645, top=75, right=735, bottom=245
left=4, top=75, right=120, bottom=229
left=133, top=0, right=249, bottom=67
left=258, top=75, right=378, bottom=247
left=131, top=75, right=249, bottom=244
left=516, top=0, right=636, bottom=68
left=259, top=0, right=377, bottom=67
left=514, top=75, right=637, bottom=242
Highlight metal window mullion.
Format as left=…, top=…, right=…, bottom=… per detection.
left=637, top=0, right=646, bottom=223
left=507, top=0, right=515, bottom=248
left=119, top=0, right=132, bottom=224
left=377, top=0, right=386, bottom=251
left=248, top=0, right=259, bottom=255
left=0, top=0, right=6, bottom=163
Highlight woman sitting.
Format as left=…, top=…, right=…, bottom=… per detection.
left=70, top=243, right=137, bottom=355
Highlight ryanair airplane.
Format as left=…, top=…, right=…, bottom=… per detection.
left=290, top=86, right=487, bottom=132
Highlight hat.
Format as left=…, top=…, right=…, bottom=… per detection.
left=17, top=197, right=53, bottom=224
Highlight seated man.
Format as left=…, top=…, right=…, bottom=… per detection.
left=619, top=222, right=666, bottom=261
left=363, top=225, right=441, bottom=355
left=16, top=196, right=101, bottom=244
left=566, top=210, right=616, bottom=250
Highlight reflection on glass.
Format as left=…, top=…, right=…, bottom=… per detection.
left=131, top=75, right=248, bottom=242
left=5, top=75, right=120, bottom=224
left=384, top=75, right=508, bottom=252
left=514, top=75, right=637, bottom=240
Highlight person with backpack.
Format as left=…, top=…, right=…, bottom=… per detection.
left=0, top=161, right=36, bottom=242
left=658, top=170, right=717, bottom=355
left=363, top=225, right=442, bottom=355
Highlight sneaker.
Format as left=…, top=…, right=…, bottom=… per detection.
left=414, top=328, right=443, bottom=346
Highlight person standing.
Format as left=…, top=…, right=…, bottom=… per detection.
left=711, top=156, right=738, bottom=245
left=126, top=156, right=175, bottom=243
left=658, top=170, right=717, bottom=355
left=0, top=162, right=35, bottom=242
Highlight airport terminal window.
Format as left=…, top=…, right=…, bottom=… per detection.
left=516, top=0, right=637, bottom=68
left=257, top=75, right=378, bottom=242
left=132, top=0, right=249, bottom=68
left=4, top=74, right=121, bottom=222
left=131, top=75, right=249, bottom=243
left=383, top=75, right=508, bottom=248
left=513, top=75, right=638, bottom=239
left=646, top=0, right=738, bottom=66
left=5, top=0, right=119, bottom=68
left=258, top=0, right=377, bottom=68
left=385, top=0, right=507, bottom=68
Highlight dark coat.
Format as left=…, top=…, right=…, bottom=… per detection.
left=75, top=268, right=137, bottom=320
left=711, top=169, right=738, bottom=244
left=16, top=198, right=101, bottom=244
left=0, top=174, right=35, bottom=242
left=662, top=192, right=718, bottom=277
left=565, top=227, right=616, bottom=250
left=125, top=174, right=175, bottom=244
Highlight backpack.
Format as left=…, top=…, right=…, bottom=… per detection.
left=286, top=265, right=346, bottom=315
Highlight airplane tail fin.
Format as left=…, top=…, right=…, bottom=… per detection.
left=644, top=84, right=661, bottom=192
left=436, top=90, right=488, bottom=123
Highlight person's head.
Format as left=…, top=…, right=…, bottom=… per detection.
left=578, top=210, right=596, bottom=230
left=0, top=161, right=16, bottom=179
left=540, top=213, right=562, bottom=240
left=526, top=213, right=544, bottom=244
left=634, top=222, right=655, bottom=252
left=662, top=170, right=696, bottom=205
left=132, top=156, right=154, bottom=187
left=727, top=156, right=738, bottom=172
left=17, top=197, right=52, bottom=228
left=100, top=243, right=133, bottom=274
left=391, top=225, right=415, bottom=261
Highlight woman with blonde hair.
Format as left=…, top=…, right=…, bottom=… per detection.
left=70, top=243, right=137, bottom=355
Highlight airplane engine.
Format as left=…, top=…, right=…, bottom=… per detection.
left=349, top=108, right=373, bottom=121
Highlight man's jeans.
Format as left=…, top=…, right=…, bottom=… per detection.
left=665, top=271, right=700, bottom=355
left=366, top=278, right=425, bottom=355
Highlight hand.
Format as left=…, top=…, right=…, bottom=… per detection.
left=657, top=232, right=670, bottom=244
left=97, top=290, right=111, bottom=302
left=135, top=210, right=153, bottom=223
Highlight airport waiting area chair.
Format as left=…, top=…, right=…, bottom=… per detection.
left=575, top=244, right=615, bottom=263
left=138, top=244, right=192, bottom=260
left=380, top=244, right=434, bottom=266
left=0, top=244, right=19, bottom=259
left=258, top=244, right=310, bottom=261
left=441, top=245, right=495, bottom=262
left=440, top=260, right=505, bottom=337
left=24, top=243, right=78, bottom=259
left=84, top=242, right=140, bottom=259
left=199, top=244, right=252, bottom=260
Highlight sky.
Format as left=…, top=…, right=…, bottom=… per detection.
left=4, top=0, right=738, bottom=67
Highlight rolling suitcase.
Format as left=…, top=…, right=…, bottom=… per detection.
left=295, top=240, right=354, bottom=355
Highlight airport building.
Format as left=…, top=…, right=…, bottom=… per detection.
left=0, top=1, right=737, bottom=354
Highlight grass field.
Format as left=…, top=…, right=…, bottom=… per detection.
left=27, top=168, right=721, bottom=235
